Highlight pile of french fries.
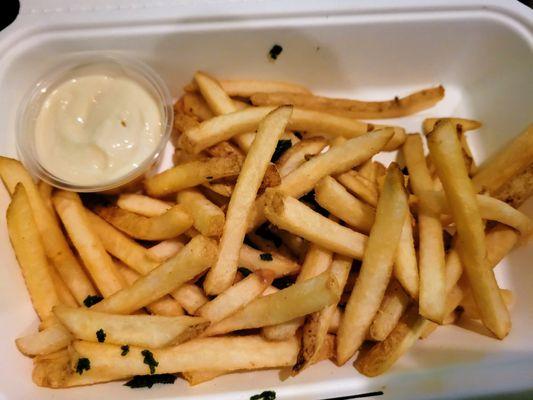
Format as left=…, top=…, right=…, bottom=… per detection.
left=1, top=71, right=532, bottom=390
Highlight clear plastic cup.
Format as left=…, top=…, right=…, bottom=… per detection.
left=16, top=53, right=173, bottom=192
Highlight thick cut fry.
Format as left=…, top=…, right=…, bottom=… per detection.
left=428, top=121, right=510, bottom=339
left=148, top=239, right=185, bottom=262
left=204, top=271, right=339, bottom=337
left=89, top=236, right=216, bottom=315
left=403, top=134, right=446, bottom=322
left=117, top=194, right=171, bottom=217
left=95, top=204, right=193, bottom=241
left=368, top=280, right=411, bottom=341
left=472, top=124, right=533, bottom=194
left=48, top=264, right=78, bottom=308
left=37, top=180, right=55, bottom=215
left=145, top=157, right=242, bottom=197
left=7, top=185, right=60, bottom=320
left=315, top=176, right=375, bottom=233
left=393, top=213, right=419, bottom=299
left=198, top=272, right=274, bottom=322
left=86, top=211, right=160, bottom=275
left=54, top=305, right=207, bottom=348
left=276, top=137, right=328, bottom=177
left=170, top=284, right=209, bottom=314
left=423, top=117, right=481, bottom=134
left=204, top=106, right=292, bottom=295
left=53, top=191, right=125, bottom=297
left=182, top=92, right=214, bottom=121
left=185, top=78, right=311, bottom=97
left=238, top=245, right=301, bottom=277
left=460, top=289, right=514, bottom=320
left=16, top=324, right=72, bottom=356
left=336, top=170, right=379, bottom=207
left=0, top=157, right=96, bottom=304
left=263, top=190, right=368, bottom=259
left=177, top=188, right=225, bottom=237
left=337, top=164, right=408, bottom=365
left=250, top=86, right=444, bottom=119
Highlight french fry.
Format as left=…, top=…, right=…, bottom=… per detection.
left=53, top=191, right=126, bottom=297
left=185, top=78, right=311, bottom=97
left=86, top=211, right=160, bottom=275
left=314, top=176, right=375, bottom=233
left=423, top=117, right=481, bottom=134
left=428, top=121, right=510, bottom=339
left=54, top=305, right=207, bottom=348
left=263, top=190, right=368, bottom=259
left=48, top=263, right=78, bottom=308
left=182, top=370, right=227, bottom=386
left=238, top=244, right=301, bottom=277
left=205, top=141, right=245, bottom=164
left=203, top=271, right=339, bottom=337
left=460, top=289, right=514, bottom=320
left=182, top=92, right=214, bottom=121
left=0, top=157, right=96, bottom=304
left=328, top=307, right=342, bottom=334
left=275, top=137, right=328, bottom=177
left=202, top=181, right=234, bottom=197
left=198, top=272, right=274, bottom=322
left=116, top=194, right=171, bottom=217
left=204, top=106, right=292, bottom=295
left=148, top=239, right=185, bottom=262
left=393, top=213, right=419, bottom=300
left=403, top=134, right=446, bottom=322
left=170, top=283, right=209, bottom=315
left=259, top=163, right=282, bottom=192
left=177, top=188, right=225, bottom=237
left=492, top=164, right=533, bottom=208
left=268, top=227, right=308, bottom=260
left=37, top=180, right=55, bottom=215
left=7, top=184, right=60, bottom=320
left=337, top=164, right=408, bottom=365
left=145, top=157, right=242, bottom=197
left=95, top=204, right=193, bottom=241
left=368, top=279, right=411, bottom=341
left=336, top=170, right=379, bottom=207
left=250, top=86, right=444, bottom=119
left=16, top=324, right=72, bottom=357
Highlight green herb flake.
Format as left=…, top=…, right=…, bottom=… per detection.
left=124, top=374, right=178, bottom=389
left=271, top=139, right=292, bottom=162
left=121, top=345, right=130, bottom=356
left=250, top=390, right=276, bottom=400
left=268, top=44, right=283, bottom=61
left=238, top=267, right=253, bottom=277
left=83, top=295, right=103, bottom=308
left=96, top=328, right=106, bottom=343
left=259, top=253, right=273, bottom=261
left=141, top=349, right=159, bottom=374
left=75, top=357, right=91, bottom=375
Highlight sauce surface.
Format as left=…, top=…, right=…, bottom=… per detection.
left=35, top=74, right=163, bottom=185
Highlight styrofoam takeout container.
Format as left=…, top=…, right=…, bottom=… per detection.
left=0, top=1, right=531, bottom=399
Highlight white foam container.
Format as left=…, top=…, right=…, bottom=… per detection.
left=0, top=1, right=531, bottom=399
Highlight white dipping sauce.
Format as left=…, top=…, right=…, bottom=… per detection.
left=35, top=74, right=163, bottom=185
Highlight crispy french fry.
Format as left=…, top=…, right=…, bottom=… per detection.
left=37, top=180, right=55, bottom=215
left=53, top=191, right=125, bottom=297
left=198, top=272, right=274, bottom=322
left=263, top=190, right=368, bottom=259
left=95, top=204, right=193, bottom=241
left=204, top=106, right=292, bottom=295
left=16, top=324, right=72, bottom=357
left=423, top=117, right=481, bottom=134
left=202, top=181, right=234, bottom=197
left=428, top=121, right=511, bottom=339
left=185, top=78, right=311, bottom=97
left=116, top=194, right=171, bottom=217
left=393, top=213, right=419, bottom=300
left=315, top=176, right=375, bottom=233
left=403, top=134, right=446, bottom=322
left=145, top=157, right=242, bottom=197
left=337, top=164, right=408, bottom=365
left=54, top=305, right=206, bottom=348
left=170, top=283, right=209, bottom=315
left=7, top=184, right=60, bottom=320
left=250, top=86, right=445, bottom=119
left=204, top=271, right=339, bottom=337
left=148, top=239, right=185, bottom=262
left=328, top=307, right=342, bottom=334
left=460, top=289, right=514, bottom=320
left=205, top=141, right=245, bottom=164
left=182, top=92, right=214, bottom=121
left=177, top=188, right=225, bottom=237
left=238, top=244, right=301, bottom=277
left=336, top=170, right=379, bottom=207
left=0, top=157, right=96, bottom=304
left=48, top=263, right=78, bottom=308
left=492, top=164, right=533, bottom=208
left=275, top=137, right=328, bottom=177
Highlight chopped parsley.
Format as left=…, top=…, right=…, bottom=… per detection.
left=83, top=295, right=103, bottom=308
left=250, top=390, right=276, bottom=400
left=272, top=275, right=294, bottom=289
left=141, top=349, right=159, bottom=374
left=259, top=253, right=273, bottom=261
left=124, top=374, right=178, bottom=389
left=75, top=357, right=90, bottom=375
left=96, top=329, right=106, bottom=343
left=271, top=139, right=292, bottom=162
left=121, top=345, right=130, bottom=356
left=401, top=166, right=409, bottom=175
left=268, top=44, right=283, bottom=61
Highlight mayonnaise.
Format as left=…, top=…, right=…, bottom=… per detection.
left=34, top=74, right=163, bottom=186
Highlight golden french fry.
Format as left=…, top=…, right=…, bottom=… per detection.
left=205, top=141, right=245, bottom=164
left=204, top=271, right=339, bottom=337
left=147, top=239, right=185, bottom=262
left=275, top=137, right=328, bottom=177
left=263, top=190, right=368, bottom=259
left=337, top=163, right=408, bottom=365
left=328, top=307, right=342, bottom=334
left=170, top=283, right=209, bottom=315
left=95, top=204, right=193, bottom=241
left=182, top=92, right=214, bottom=121
left=16, top=324, right=72, bottom=357
left=423, top=117, right=481, bottom=134
left=182, top=370, right=227, bottom=386
left=7, top=184, right=60, bottom=320
left=268, top=227, right=308, bottom=259
left=204, top=106, right=292, bottom=295
left=250, top=86, right=444, bottom=119
left=116, top=194, right=171, bottom=217
left=185, top=78, right=311, bottom=97
left=202, top=181, right=234, bottom=197
left=314, top=176, right=375, bottom=233
left=336, top=170, right=379, bottom=207
left=177, top=188, right=225, bottom=237
left=403, top=134, right=446, bottom=322
left=53, top=191, right=125, bottom=297
left=48, top=263, right=78, bottom=308
left=393, top=213, right=419, bottom=300
left=0, top=157, right=96, bottom=304
left=54, top=305, right=207, bottom=348
left=460, top=288, right=514, bottom=320
left=37, top=180, right=55, bottom=215
left=238, top=244, right=301, bottom=277
left=492, top=164, right=533, bottom=208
